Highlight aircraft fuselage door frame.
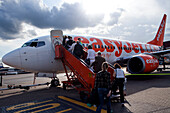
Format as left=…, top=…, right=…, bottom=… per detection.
left=50, top=30, right=63, bottom=51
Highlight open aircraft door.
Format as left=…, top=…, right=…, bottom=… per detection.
left=51, top=30, right=63, bottom=59
left=50, top=30, right=63, bottom=49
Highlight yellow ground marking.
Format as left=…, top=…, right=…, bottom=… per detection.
left=56, top=108, right=72, bottom=113
left=58, top=96, right=107, bottom=113
left=7, top=100, right=53, bottom=111
left=126, top=73, right=170, bottom=76
left=14, top=103, right=60, bottom=113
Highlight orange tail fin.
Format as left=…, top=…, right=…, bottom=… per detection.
left=147, top=14, right=167, bottom=46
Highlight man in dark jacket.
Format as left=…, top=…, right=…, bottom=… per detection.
left=73, top=41, right=84, bottom=59
left=65, top=36, right=74, bottom=49
left=91, top=52, right=106, bottom=73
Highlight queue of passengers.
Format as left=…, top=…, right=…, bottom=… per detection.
left=63, top=35, right=126, bottom=113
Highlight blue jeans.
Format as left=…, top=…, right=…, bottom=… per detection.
left=96, top=88, right=111, bottom=113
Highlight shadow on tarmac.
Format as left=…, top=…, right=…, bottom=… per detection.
left=126, top=72, right=170, bottom=96
left=0, top=72, right=170, bottom=113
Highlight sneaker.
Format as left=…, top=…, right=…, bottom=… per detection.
left=87, top=103, right=92, bottom=107
left=111, top=94, right=119, bottom=98
left=121, top=103, right=125, bottom=107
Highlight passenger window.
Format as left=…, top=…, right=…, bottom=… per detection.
left=98, top=45, right=100, bottom=48
left=37, top=41, right=45, bottom=47
left=94, top=45, right=97, bottom=48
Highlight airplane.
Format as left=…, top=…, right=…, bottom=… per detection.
left=2, top=14, right=170, bottom=86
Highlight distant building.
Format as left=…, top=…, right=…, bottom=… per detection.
left=163, top=41, right=170, bottom=64
left=0, top=62, right=3, bottom=68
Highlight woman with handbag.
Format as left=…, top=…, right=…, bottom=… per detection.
left=113, top=63, right=126, bottom=107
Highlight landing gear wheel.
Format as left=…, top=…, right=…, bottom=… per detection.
left=50, top=78, right=60, bottom=87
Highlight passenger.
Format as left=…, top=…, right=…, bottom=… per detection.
left=62, top=35, right=68, bottom=46
left=91, top=52, right=106, bottom=73
left=68, top=41, right=76, bottom=53
left=85, top=45, right=95, bottom=65
left=73, top=41, right=84, bottom=59
left=65, top=36, right=74, bottom=49
left=95, top=62, right=112, bottom=113
left=78, top=38, right=83, bottom=46
left=113, top=63, right=126, bottom=107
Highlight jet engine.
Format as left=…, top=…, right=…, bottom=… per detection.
left=127, top=55, right=159, bottom=74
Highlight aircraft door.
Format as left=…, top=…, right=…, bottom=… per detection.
left=50, top=30, right=63, bottom=51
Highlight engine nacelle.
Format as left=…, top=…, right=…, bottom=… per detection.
left=127, top=55, right=159, bottom=74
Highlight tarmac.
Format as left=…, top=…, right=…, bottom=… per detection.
left=0, top=69, right=170, bottom=113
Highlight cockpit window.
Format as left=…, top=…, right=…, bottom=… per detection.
left=22, top=42, right=32, bottom=47
left=22, top=41, right=45, bottom=48
left=30, top=42, right=38, bottom=47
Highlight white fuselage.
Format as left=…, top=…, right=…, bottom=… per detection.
left=2, top=35, right=160, bottom=74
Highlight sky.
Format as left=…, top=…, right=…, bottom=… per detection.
left=0, top=0, right=170, bottom=59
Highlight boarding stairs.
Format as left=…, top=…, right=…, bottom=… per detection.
left=51, top=30, right=114, bottom=96
left=55, top=45, right=95, bottom=93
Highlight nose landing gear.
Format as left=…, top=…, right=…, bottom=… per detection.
left=50, top=78, right=60, bottom=87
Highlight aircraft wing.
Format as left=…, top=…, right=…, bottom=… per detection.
left=150, top=49, right=170, bottom=56
left=114, top=49, right=170, bottom=65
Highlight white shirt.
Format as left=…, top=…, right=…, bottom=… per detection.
left=68, top=43, right=76, bottom=53
left=87, top=49, right=95, bottom=60
left=115, top=69, right=125, bottom=78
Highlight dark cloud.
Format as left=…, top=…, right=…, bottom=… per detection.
left=107, top=8, right=125, bottom=26
left=0, top=0, right=104, bottom=40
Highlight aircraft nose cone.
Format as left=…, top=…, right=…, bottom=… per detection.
left=2, top=49, right=21, bottom=68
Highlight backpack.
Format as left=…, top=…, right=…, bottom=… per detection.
left=74, top=43, right=83, bottom=56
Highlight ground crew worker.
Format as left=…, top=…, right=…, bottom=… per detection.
left=95, top=62, right=112, bottom=113
left=91, top=52, right=105, bottom=73
left=113, top=63, right=125, bottom=107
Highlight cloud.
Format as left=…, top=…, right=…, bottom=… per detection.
left=107, top=8, right=125, bottom=26
left=0, top=0, right=105, bottom=40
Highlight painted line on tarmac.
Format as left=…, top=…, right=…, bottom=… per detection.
left=126, top=73, right=170, bottom=76
left=14, top=103, right=60, bottom=113
left=6, top=100, right=53, bottom=111
left=2, top=99, right=73, bottom=113
left=56, top=108, right=72, bottom=113
left=58, top=96, right=107, bottom=113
